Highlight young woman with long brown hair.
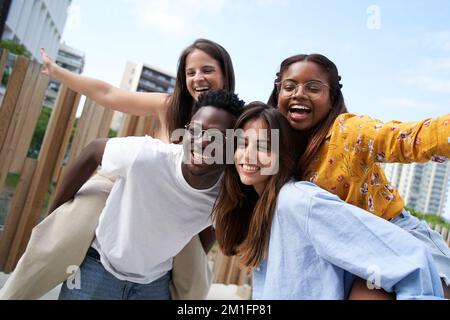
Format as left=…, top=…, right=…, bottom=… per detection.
left=0, top=39, right=235, bottom=300
left=213, top=102, right=444, bottom=299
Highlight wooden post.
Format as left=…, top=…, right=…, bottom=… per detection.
left=441, top=227, right=448, bottom=245
left=119, top=113, right=161, bottom=138
left=98, top=107, right=114, bottom=138
left=447, top=228, right=450, bottom=247
left=226, top=256, right=239, bottom=284
left=0, top=61, right=45, bottom=190
left=6, top=85, right=81, bottom=267
left=66, top=100, right=113, bottom=167
left=50, top=101, right=114, bottom=206
left=65, top=98, right=96, bottom=167
left=212, top=249, right=225, bottom=283
left=134, top=116, right=148, bottom=136
left=79, top=103, right=108, bottom=146
left=119, top=114, right=139, bottom=137
left=0, top=159, right=37, bottom=271
left=212, top=250, right=247, bottom=285
left=10, top=73, right=50, bottom=173
left=213, top=250, right=228, bottom=283
left=0, top=56, right=29, bottom=168
left=50, top=100, right=114, bottom=204
left=0, top=49, right=8, bottom=83
left=237, top=268, right=249, bottom=286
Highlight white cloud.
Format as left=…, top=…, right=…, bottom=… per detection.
left=66, top=3, right=82, bottom=32
left=124, top=0, right=228, bottom=37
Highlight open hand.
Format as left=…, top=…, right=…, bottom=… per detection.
left=40, top=48, right=55, bottom=76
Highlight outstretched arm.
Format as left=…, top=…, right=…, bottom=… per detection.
left=41, top=48, right=169, bottom=117
left=48, top=139, right=108, bottom=213
left=338, top=114, right=450, bottom=164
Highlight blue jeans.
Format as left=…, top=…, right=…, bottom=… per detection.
left=59, top=248, right=172, bottom=300
left=391, top=209, right=450, bottom=286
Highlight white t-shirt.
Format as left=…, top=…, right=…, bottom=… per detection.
left=93, top=136, right=220, bottom=284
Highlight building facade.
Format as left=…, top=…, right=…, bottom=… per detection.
left=383, top=161, right=450, bottom=216
left=44, top=42, right=85, bottom=108
left=1, top=0, right=71, bottom=61
left=111, top=62, right=176, bottom=131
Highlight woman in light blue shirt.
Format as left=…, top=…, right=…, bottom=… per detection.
left=213, top=102, right=445, bottom=299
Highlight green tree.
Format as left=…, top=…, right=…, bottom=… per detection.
left=407, top=207, right=450, bottom=229
left=108, top=128, right=118, bottom=138
left=1, top=40, right=32, bottom=86
left=27, top=107, right=52, bottom=159
left=1, top=67, right=9, bottom=86
left=0, top=39, right=31, bottom=58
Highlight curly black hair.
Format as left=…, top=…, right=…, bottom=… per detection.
left=192, top=90, right=245, bottom=118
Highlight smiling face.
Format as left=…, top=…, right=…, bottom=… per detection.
left=183, top=106, right=236, bottom=178
left=185, top=49, right=225, bottom=102
left=277, top=61, right=332, bottom=131
left=234, top=118, right=277, bottom=195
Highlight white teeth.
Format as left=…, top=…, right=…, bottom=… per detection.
left=290, top=105, right=311, bottom=111
left=192, top=151, right=213, bottom=161
left=195, top=87, right=209, bottom=92
left=242, top=164, right=260, bottom=172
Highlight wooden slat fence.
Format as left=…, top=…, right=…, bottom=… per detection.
left=0, top=51, right=117, bottom=272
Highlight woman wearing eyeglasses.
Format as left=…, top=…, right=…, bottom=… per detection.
left=267, top=54, right=450, bottom=299
left=213, top=102, right=444, bottom=300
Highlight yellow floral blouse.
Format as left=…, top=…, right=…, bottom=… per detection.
left=304, top=113, right=450, bottom=221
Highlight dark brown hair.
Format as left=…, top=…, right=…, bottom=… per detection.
left=213, top=102, right=301, bottom=268
left=167, top=39, right=235, bottom=139
left=267, top=54, right=348, bottom=178
left=193, top=90, right=245, bottom=118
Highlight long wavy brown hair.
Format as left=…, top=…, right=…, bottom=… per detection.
left=213, top=102, right=303, bottom=268
left=167, top=39, right=235, bottom=139
left=267, top=54, right=348, bottom=179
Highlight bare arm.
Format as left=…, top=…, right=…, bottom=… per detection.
left=348, top=277, right=395, bottom=300
left=48, top=139, right=108, bottom=213
left=41, top=48, right=169, bottom=117
left=339, top=113, right=450, bottom=164
left=198, top=226, right=216, bottom=254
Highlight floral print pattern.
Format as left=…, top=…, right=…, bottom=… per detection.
left=305, top=113, right=450, bottom=220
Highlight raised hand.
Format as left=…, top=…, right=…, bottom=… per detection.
left=40, top=48, right=56, bottom=76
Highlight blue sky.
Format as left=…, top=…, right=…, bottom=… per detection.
left=60, top=0, right=450, bottom=219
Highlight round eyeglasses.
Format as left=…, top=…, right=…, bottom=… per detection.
left=185, top=123, right=227, bottom=144
left=276, top=80, right=329, bottom=100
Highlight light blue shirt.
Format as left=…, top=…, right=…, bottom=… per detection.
left=252, top=181, right=444, bottom=300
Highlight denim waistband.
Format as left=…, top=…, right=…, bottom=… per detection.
left=87, top=247, right=101, bottom=260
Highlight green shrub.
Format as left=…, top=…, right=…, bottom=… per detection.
left=27, top=107, right=52, bottom=159
left=408, top=207, right=450, bottom=229
left=0, top=39, right=31, bottom=58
